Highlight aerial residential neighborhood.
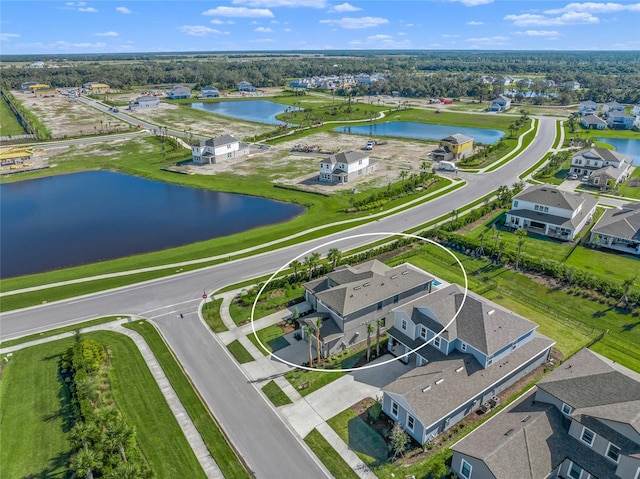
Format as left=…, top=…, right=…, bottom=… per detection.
left=0, top=2, right=639, bottom=479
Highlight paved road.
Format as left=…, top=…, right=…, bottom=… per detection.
left=0, top=116, right=557, bottom=478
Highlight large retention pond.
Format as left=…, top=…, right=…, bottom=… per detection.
left=0, top=171, right=304, bottom=278
left=335, top=121, right=505, bottom=144
left=191, top=100, right=286, bottom=125
left=596, top=138, right=640, bottom=166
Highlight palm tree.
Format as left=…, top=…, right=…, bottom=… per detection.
left=302, top=325, right=314, bottom=367
left=70, top=421, right=96, bottom=453
left=420, top=160, right=430, bottom=186
left=289, top=259, right=301, bottom=278
left=327, top=248, right=342, bottom=271
left=106, top=421, right=134, bottom=463
left=71, top=449, right=101, bottom=479
left=365, top=322, right=375, bottom=362
left=303, top=256, right=313, bottom=280
left=309, top=252, right=321, bottom=279
left=618, top=276, right=637, bottom=308
left=515, top=228, right=527, bottom=271
left=314, top=318, right=323, bottom=366
left=376, top=318, right=384, bottom=357
left=399, top=169, right=408, bottom=185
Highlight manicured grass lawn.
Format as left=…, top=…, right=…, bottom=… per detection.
left=227, top=340, right=255, bottom=364
left=304, top=429, right=360, bottom=479
left=247, top=323, right=290, bottom=355
left=327, top=408, right=388, bottom=466
left=201, top=298, right=227, bottom=333
left=261, top=380, right=292, bottom=406
left=565, top=246, right=640, bottom=294
left=617, top=167, right=640, bottom=199
left=123, top=321, right=251, bottom=478
left=1, top=332, right=205, bottom=479
left=229, top=286, right=304, bottom=325
left=392, top=108, right=513, bottom=131
left=0, top=94, right=26, bottom=137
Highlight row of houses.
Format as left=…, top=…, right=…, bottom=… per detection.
left=579, top=101, right=639, bottom=130
left=289, top=73, right=387, bottom=90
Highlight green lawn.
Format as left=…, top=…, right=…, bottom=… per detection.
left=0, top=94, right=27, bottom=137
left=123, top=321, right=250, bottom=478
left=247, top=323, right=291, bottom=355
left=617, top=167, right=640, bottom=199
left=201, top=298, right=227, bottom=333
left=304, top=429, right=360, bottom=479
left=229, top=286, right=304, bottom=325
left=227, top=340, right=255, bottom=364
left=565, top=246, right=640, bottom=294
left=261, top=380, right=292, bottom=407
left=0, top=332, right=205, bottom=479
left=327, top=408, right=388, bottom=466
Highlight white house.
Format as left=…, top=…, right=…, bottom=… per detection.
left=505, top=185, right=598, bottom=241
left=200, top=86, right=220, bottom=98
left=489, top=95, right=511, bottom=112
left=191, top=134, right=250, bottom=164
left=581, top=115, right=607, bottom=130
left=570, top=148, right=630, bottom=186
left=579, top=100, right=599, bottom=116
left=590, top=203, right=640, bottom=256
left=237, top=81, right=256, bottom=92
left=166, top=85, right=191, bottom=99
left=318, top=151, right=374, bottom=184
left=130, top=96, right=160, bottom=109
left=602, top=100, right=626, bottom=116
left=608, top=112, right=635, bottom=130
left=382, top=284, right=554, bottom=446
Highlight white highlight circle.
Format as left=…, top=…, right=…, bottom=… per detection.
left=250, top=232, right=468, bottom=373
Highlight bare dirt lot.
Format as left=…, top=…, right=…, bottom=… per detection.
left=13, top=90, right=132, bottom=138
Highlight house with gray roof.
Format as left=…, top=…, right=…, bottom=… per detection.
left=129, top=95, right=160, bottom=109
left=489, top=95, right=511, bottom=112
left=301, top=260, right=434, bottom=357
left=581, top=114, right=607, bottom=130
left=579, top=100, right=599, bottom=116
left=166, top=85, right=191, bottom=99
left=505, top=185, right=598, bottom=241
left=451, top=348, right=640, bottom=479
left=200, top=86, right=219, bottom=98
left=318, top=150, right=373, bottom=184
left=603, top=101, right=626, bottom=116
left=608, top=111, right=635, bottom=130
left=590, top=203, right=640, bottom=256
left=432, top=133, right=475, bottom=162
left=191, top=134, right=250, bottom=164
left=382, top=284, right=554, bottom=446
left=571, top=148, right=631, bottom=186
left=237, top=81, right=256, bottom=92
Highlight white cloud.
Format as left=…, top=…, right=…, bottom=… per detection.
left=466, top=36, right=509, bottom=44
left=545, top=2, right=640, bottom=14
left=0, top=33, right=20, bottom=41
left=202, top=6, right=274, bottom=17
left=249, top=38, right=276, bottom=42
left=20, top=40, right=107, bottom=50
left=95, top=31, right=119, bottom=37
left=515, top=30, right=561, bottom=37
left=329, top=3, right=361, bottom=13
left=115, top=6, right=131, bottom=14
left=78, top=6, right=98, bottom=12
left=254, top=26, right=273, bottom=32
left=178, top=25, right=222, bottom=36
left=233, top=0, right=326, bottom=7
left=360, top=34, right=412, bottom=48
left=442, top=34, right=460, bottom=38
left=504, top=11, right=599, bottom=26
left=210, top=19, right=235, bottom=24
left=284, top=27, right=292, bottom=32
left=467, top=20, right=484, bottom=25
left=449, top=0, right=494, bottom=5
left=320, top=16, right=389, bottom=29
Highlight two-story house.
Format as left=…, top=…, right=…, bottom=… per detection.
left=570, top=148, right=630, bottom=186
left=381, top=284, right=555, bottom=446
left=602, top=101, right=626, bottom=116
left=579, top=101, right=599, bottom=116
left=489, top=95, right=511, bottom=112
left=431, top=134, right=475, bottom=162
left=451, top=348, right=640, bottom=479
left=166, top=85, right=191, bottom=99
left=318, top=151, right=374, bottom=184
left=505, top=185, right=598, bottom=241
left=237, top=81, right=256, bottom=92
left=590, top=203, right=640, bottom=256
left=608, top=112, right=635, bottom=130
left=129, top=95, right=160, bottom=109
left=200, top=86, right=220, bottom=98
left=300, top=260, right=434, bottom=357
left=191, top=134, right=250, bottom=164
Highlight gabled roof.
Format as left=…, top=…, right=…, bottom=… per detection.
left=513, top=184, right=589, bottom=212
left=609, top=111, right=634, bottom=119
left=580, top=100, right=598, bottom=106
left=335, top=150, right=369, bottom=165
left=396, top=284, right=537, bottom=356
left=306, top=261, right=433, bottom=317
left=590, top=164, right=629, bottom=181
left=200, top=134, right=239, bottom=148
left=442, top=134, right=473, bottom=145
left=581, top=115, right=606, bottom=125
left=591, top=203, right=640, bottom=241
left=605, top=100, right=624, bottom=108
left=574, top=147, right=628, bottom=165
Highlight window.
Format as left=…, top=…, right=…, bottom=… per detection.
left=568, top=462, right=583, bottom=479
left=562, top=403, right=572, bottom=415
left=401, top=319, right=407, bottom=331
left=377, top=301, right=382, bottom=310
left=460, top=341, right=467, bottom=351
left=391, top=401, right=398, bottom=418
left=420, top=326, right=427, bottom=340
left=534, top=205, right=539, bottom=211
left=513, top=200, right=519, bottom=208
left=393, top=294, right=399, bottom=303
left=606, top=443, right=621, bottom=462
left=433, top=336, right=441, bottom=348
left=460, top=459, right=472, bottom=479
left=544, top=206, right=549, bottom=213
left=580, top=427, right=595, bottom=446
left=407, top=415, right=415, bottom=431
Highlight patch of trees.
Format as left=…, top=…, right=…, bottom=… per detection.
left=60, top=335, right=151, bottom=479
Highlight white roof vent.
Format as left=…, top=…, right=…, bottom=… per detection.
left=455, top=366, right=464, bottom=373
left=488, top=309, right=495, bottom=315
left=422, top=385, right=431, bottom=393
left=435, top=378, right=444, bottom=385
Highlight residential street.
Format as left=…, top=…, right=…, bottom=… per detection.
left=0, top=116, right=558, bottom=478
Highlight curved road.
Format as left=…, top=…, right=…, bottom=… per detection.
left=0, top=116, right=557, bottom=478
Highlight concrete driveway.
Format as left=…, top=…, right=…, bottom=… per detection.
left=557, top=179, right=581, bottom=192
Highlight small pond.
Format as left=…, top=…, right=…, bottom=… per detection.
left=334, top=121, right=505, bottom=144
left=596, top=138, right=640, bottom=166
left=0, top=171, right=305, bottom=278
left=190, top=100, right=287, bottom=125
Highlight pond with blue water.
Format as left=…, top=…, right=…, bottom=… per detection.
left=596, top=137, right=640, bottom=166
left=191, top=100, right=287, bottom=125
left=0, top=171, right=305, bottom=278
left=334, top=122, right=505, bottom=144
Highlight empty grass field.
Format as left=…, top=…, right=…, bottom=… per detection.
left=0, top=94, right=27, bottom=137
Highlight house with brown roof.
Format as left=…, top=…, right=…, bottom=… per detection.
left=451, top=348, right=640, bottom=479
left=505, top=185, right=598, bottom=241
left=300, top=260, right=434, bottom=357
left=381, top=284, right=554, bottom=446
left=590, top=203, right=640, bottom=256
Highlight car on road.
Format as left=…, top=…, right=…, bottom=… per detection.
left=567, top=173, right=578, bottom=180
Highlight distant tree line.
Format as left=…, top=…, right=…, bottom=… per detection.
left=2, top=51, right=639, bottom=103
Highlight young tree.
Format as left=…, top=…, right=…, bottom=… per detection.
left=618, top=276, right=637, bottom=308
left=390, top=422, right=409, bottom=459
left=375, top=318, right=384, bottom=357
left=70, top=421, right=97, bottom=453
left=515, top=228, right=527, bottom=271
left=314, top=318, right=323, bottom=366
left=399, top=169, right=408, bottom=185
left=365, top=321, right=375, bottom=362
left=289, top=259, right=301, bottom=278
left=309, top=252, right=321, bottom=279
left=302, top=325, right=314, bottom=367
left=327, top=248, right=342, bottom=271
left=72, top=449, right=101, bottom=479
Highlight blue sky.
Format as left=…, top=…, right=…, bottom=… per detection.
left=1, top=1, right=639, bottom=54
